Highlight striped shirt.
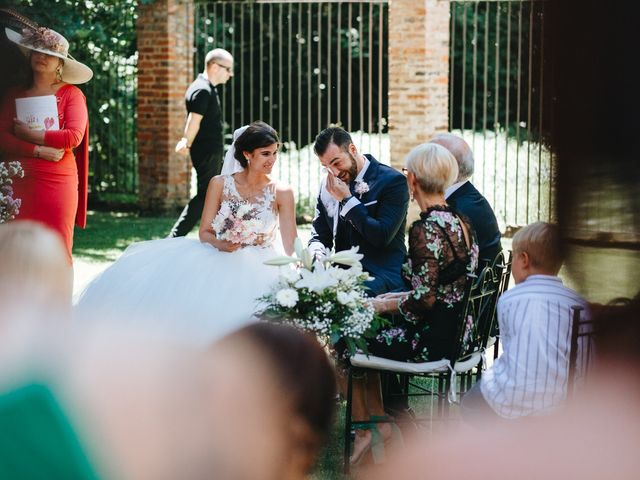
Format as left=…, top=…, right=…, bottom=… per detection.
left=480, top=275, right=588, bottom=419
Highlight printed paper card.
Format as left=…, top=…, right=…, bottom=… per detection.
left=15, top=95, right=59, bottom=131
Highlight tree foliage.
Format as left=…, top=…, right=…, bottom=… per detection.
left=450, top=1, right=551, bottom=142
left=0, top=0, right=141, bottom=196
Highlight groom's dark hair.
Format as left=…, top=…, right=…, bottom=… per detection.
left=314, top=127, right=352, bottom=156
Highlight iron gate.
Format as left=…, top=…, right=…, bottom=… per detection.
left=448, top=0, right=553, bottom=231
left=193, top=0, right=389, bottom=216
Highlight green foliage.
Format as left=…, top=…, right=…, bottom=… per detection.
left=450, top=1, right=549, bottom=141
left=3, top=0, right=139, bottom=196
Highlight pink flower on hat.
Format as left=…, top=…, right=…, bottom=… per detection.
left=21, top=27, right=65, bottom=54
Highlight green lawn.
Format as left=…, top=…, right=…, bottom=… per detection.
left=73, top=210, right=178, bottom=262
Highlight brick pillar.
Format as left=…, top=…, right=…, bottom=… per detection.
left=388, top=0, right=449, bottom=168
left=137, top=0, right=193, bottom=212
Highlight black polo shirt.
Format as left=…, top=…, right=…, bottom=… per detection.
left=185, top=74, right=223, bottom=159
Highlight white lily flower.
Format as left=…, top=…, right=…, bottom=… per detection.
left=294, top=237, right=304, bottom=259
left=300, top=247, right=314, bottom=271
left=279, top=267, right=301, bottom=284
left=329, top=246, right=364, bottom=267
left=295, top=262, right=339, bottom=293
left=264, top=256, right=298, bottom=266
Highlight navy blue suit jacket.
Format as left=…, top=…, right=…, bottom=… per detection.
left=447, top=181, right=502, bottom=264
left=309, top=155, right=409, bottom=295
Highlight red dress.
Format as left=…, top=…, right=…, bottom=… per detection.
left=0, top=84, right=89, bottom=262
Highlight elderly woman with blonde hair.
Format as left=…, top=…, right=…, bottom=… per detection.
left=0, top=220, right=72, bottom=321
left=347, top=142, right=479, bottom=465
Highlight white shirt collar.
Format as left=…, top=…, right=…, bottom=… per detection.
left=354, top=157, right=370, bottom=183
left=445, top=179, right=468, bottom=199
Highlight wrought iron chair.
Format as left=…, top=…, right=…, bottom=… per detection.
left=567, top=305, right=597, bottom=400
left=342, top=266, right=498, bottom=473
left=487, top=250, right=512, bottom=360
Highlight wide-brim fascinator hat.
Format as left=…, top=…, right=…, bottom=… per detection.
left=5, top=26, right=93, bottom=84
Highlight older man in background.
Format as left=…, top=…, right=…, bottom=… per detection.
left=430, top=133, right=502, bottom=265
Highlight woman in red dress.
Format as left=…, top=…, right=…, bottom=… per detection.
left=0, top=25, right=92, bottom=262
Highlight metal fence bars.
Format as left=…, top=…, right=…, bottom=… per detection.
left=85, top=3, right=138, bottom=200
left=193, top=0, right=389, bottom=217
left=449, top=0, right=553, bottom=231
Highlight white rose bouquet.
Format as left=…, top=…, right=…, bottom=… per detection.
left=0, top=161, right=24, bottom=223
left=256, top=239, right=387, bottom=356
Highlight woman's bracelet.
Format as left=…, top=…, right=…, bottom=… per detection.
left=34, top=145, right=40, bottom=158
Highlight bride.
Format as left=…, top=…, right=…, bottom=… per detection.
left=75, top=121, right=297, bottom=345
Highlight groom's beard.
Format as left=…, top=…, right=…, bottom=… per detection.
left=337, top=153, right=358, bottom=184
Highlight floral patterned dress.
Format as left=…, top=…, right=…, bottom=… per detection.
left=369, top=205, right=479, bottom=362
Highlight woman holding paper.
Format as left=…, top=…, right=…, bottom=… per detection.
left=0, top=25, right=92, bottom=262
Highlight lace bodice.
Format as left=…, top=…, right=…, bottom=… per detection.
left=211, top=174, right=278, bottom=247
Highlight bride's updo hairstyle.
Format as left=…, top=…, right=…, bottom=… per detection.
left=233, top=121, right=280, bottom=168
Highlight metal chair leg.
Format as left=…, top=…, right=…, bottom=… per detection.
left=343, top=367, right=354, bottom=475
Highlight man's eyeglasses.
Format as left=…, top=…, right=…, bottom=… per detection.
left=215, top=62, right=233, bottom=73
left=401, top=168, right=409, bottom=176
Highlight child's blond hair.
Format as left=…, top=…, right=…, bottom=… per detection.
left=512, top=222, right=563, bottom=274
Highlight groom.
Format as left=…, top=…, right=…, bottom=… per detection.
left=308, top=127, right=409, bottom=296
left=309, top=126, right=411, bottom=419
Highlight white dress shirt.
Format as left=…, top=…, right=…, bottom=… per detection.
left=444, top=180, right=468, bottom=199
left=480, top=275, right=588, bottom=419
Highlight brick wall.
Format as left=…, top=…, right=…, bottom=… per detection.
left=388, top=0, right=449, bottom=169
left=137, top=0, right=193, bottom=212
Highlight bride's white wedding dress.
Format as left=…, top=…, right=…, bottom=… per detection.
left=75, top=174, right=282, bottom=345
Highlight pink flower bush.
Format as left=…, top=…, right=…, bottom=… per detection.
left=0, top=161, right=23, bottom=223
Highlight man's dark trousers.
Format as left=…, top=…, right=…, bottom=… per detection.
left=169, top=151, right=222, bottom=237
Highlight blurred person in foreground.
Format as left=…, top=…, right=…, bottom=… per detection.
left=346, top=143, right=478, bottom=466
left=362, top=298, right=640, bottom=480
left=0, top=220, right=72, bottom=324
left=0, top=21, right=92, bottom=263
left=0, top=320, right=335, bottom=480
left=460, top=222, right=588, bottom=424
left=210, top=323, right=337, bottom=479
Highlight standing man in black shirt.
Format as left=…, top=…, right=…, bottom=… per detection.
left=170, top=48, right=234, bottom=237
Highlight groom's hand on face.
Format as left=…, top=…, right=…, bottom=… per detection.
left=326, top=170, right=351, bottom=202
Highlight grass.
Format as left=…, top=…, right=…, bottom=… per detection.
left=73, top=210, right=178, bottom=262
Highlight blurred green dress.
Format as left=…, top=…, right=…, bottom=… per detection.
left=0, top=383, right=98, bottom=479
